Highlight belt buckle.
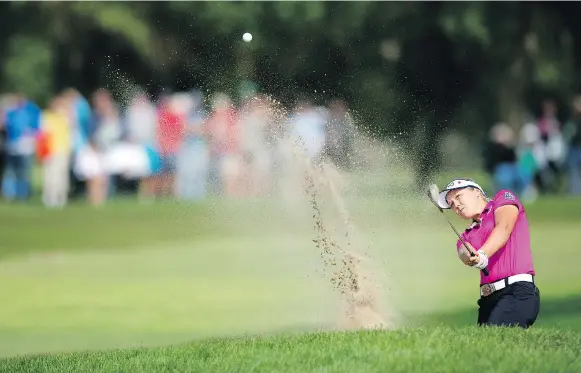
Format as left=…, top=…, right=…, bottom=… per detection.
left=481, top=283, right=496, bottom=297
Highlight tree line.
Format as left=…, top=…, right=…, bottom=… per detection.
left=2, top=2, right=581, bottom=183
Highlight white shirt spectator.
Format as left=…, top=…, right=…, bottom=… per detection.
left=126, top=98, right=157, bottom=146
left=289, top=107, right=327, bottom=159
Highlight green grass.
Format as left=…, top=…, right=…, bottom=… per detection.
left=0, top=169, right=580, bottom=371
left=1, top=328, right=580, bottom=373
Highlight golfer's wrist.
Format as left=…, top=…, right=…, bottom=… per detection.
left=479, top=246, right=491, bottom=258
left=474, top=249, right=489, bottom=269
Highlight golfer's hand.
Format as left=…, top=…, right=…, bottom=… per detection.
left=469, top=254, right=479, bottom=266
left=458, top=242, right=477, bottom=266
left=470, top=249, right=489, bottom=270
left=458, top=248, right=471, bottom=265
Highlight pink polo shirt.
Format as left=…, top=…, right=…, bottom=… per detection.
left=456, top=189, right=535, bottom=285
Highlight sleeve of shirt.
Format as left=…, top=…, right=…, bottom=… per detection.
left=493, top=189, right=523, bottom=212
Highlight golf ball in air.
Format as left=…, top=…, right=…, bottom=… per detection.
left=243, top=32, right=252, bottom=42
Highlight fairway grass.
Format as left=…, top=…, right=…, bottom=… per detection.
left=1, top=327, right=580, bottom=373
left=1, top=169, right=580, bottom=369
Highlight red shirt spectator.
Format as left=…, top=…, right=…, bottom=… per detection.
left=157, top=104, right=184, bottom=156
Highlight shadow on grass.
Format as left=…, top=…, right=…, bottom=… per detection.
left=413, top=294, right=581, bottom=331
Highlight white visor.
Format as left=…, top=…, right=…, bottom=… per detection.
left=437, top=179, right=485, bottom=209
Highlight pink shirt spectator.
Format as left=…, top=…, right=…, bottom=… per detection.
left=457, top=189, right=535, bottom=285
left=157, top=107, right=184, bottom=156
left=537, top=116, right=559, bottom=138
left=205, top=108, right=239, bottom=155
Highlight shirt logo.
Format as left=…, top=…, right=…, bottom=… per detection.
left=504, top=191, right=515, bottom=201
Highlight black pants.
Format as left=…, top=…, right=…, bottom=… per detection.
left=477, top=281, right=540, bottom=328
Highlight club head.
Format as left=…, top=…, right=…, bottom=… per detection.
left=427, top=183, right=442, bottom=211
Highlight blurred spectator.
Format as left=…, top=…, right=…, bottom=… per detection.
left=40, top=95, right=72, bottom=209
left=61, top=88, right=92, bottom=199
left=125, top=90, right=157, bottom=146
left=91, top=89, right=122, bottom=198
left=324, top=99, right=355, bottom=170
left=205, top=93, right=240, bottom=197
left=0, top=95, right=11, bottom=190
left=124, top=90, right=159, bottom=202
left=484, top=123, right=525, bottom=194
left=536, top=99, right=566, bottom=193
left=518, top=122, right=545, bottom=202
left=102, top=141, right=162, bottom=198
left=74, top=137, right=108, bottom=207
left=156, top=94, right=185, bottom=197
left=288, top=99, right=326, bottom=162
left=563, top=95, right=581, bottom=195
left=537, top=99, right=560, bottom=143
left=175, top=91, right=209, bottom=201
left=92, top=89, right=122, bottom=152
left=63, top=88, right=93, bottom=152
left=238, top=95, right=275, bottom=197
left=1, top=94, right=41, bottom=201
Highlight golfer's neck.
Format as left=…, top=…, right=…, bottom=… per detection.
left=473, top=201, right=489, bottom=223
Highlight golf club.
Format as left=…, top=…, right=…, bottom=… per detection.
left=427, top=183, right=489, bottom=276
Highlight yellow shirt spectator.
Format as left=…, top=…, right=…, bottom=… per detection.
left=42, top=110, right=71, bottom=155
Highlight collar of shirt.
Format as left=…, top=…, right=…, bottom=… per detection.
left=466, top=201, right=493, bottom=232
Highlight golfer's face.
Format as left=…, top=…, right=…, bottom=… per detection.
left=447, top=188, right=477, bottom=219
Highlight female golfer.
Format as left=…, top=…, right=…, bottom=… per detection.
left=437, top=178, right=540, bottom=328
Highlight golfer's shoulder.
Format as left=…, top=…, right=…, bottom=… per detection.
left=491, top=189, right=523, bottom=210
left=492, top=189, right=519, bottom=202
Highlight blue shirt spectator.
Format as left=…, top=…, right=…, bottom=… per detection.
left=4, top=98, right=40, bottom=155
left=2, top=96, right=40, bottom=200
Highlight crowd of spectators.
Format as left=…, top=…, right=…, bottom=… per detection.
left=484, top=96, right=581, bottom=201
left=0, top=88, right=355, bottom=208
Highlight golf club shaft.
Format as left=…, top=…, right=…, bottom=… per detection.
left=442, top=214, right=490, bottom=276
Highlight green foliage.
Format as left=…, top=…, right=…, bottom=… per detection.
left=68, top=3, right=153, bottom=60
left=440, top=3, right=491, bottom=47
left=1, top=36, right=53, bottom=105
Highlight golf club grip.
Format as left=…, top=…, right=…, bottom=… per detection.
left=449, top=219, right=490, bottom=276
left=463, top=242, right=490, bottom=276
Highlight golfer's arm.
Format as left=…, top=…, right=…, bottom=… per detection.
left=480, top=205, right=519, bottom=258
left=457, top=246, right=472, bottom=264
